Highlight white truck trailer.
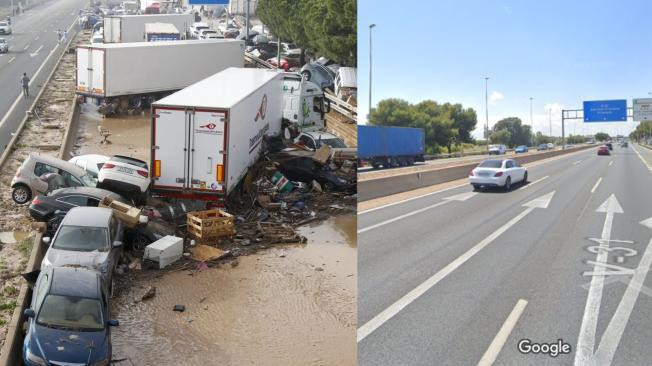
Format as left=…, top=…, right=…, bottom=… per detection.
left=145, top=23, right=180, bottom=41
left=103, top=14, right=193, bottom=43
left=76, top=40, right=244, bottom=113
left=151, top=68, right=284, bottom=201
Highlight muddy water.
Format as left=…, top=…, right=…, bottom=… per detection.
left=76, top=104, right=150, bottom=161
left=111, top=215, right=357, bottom=365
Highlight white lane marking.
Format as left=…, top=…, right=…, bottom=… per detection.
left=632, top=144, right=652, bottom=172
left=357, top=191, right=555, bottom=342
left=593, top=235, right=652, bottom=365
left=518, top=175, right=549, bottom=190
left=0, top=16, right=78, bottom=130
left=574, top=194, right=623, bottom=365
left=357, top=191, right=477, bottom=234
left=590, top=177, right=602, bottom=194
left=609, top=160, right=613, bottom=166
left=477, top=299, right=528, bottom=366
left=30, top=44, right=43, bottom=57
left=574, top=160, right=583, bottom=165
left=23, top=44, right=29, bottom=50
left=34, top=35, right=39, bottom=41
left=358, top=183, right=467, bottom=215
left=8, top=56, right=15, bottom=63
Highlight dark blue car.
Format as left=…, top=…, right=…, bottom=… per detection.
left=515, top=145, right=529, bottom=153
left=23, top=267, right=118, bottom=366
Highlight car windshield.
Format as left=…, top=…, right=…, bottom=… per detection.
left=478, top=160, right=503, bottom=168
left=37, top=295, right=103, bottom=331
left=111, top=156, right=148, bottom=169
left=80, top=173, right=97, bottom=186
left=53, top=226, right=109, bottom=252
left=317, top=138, right=347, bottom=149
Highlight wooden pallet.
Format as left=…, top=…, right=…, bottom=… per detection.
left=99, top=196, right=140, bottom=228
left=187, top=209, right=235, bottom=239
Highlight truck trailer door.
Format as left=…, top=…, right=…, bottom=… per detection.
left=76, top=47, right=90, bottom=94
left=152, top=108, right=188, bottom=190
left=90, top=48, right=104, bottom=96
left=189, top=110, right=226, bottom=193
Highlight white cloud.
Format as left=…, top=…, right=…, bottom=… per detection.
left=489, top=91, right=504, bottom=106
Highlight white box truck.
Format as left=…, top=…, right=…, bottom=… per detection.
left=145, top=23, right=180, bottom=41
left=151, top=68, right=286, bottom=201
left=76, top=40, right=244, bottom=112
left=104, top=14, right=193, bottom=43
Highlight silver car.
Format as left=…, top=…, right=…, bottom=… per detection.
left=11, top=153, right=96, bottom=204
left=41, top=207, right=124, bottom=286
left=301, top=62, right=335, bottom=90
left=0, top=38, right=7, bottom=53
left=469, top=159, right=528, bottom=191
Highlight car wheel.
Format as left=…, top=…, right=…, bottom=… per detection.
left=472, top=184, right=480, bottom=192
left=523, top=171, right=528, bottom=183
left=504, top=176, right=512, bottom=191
left=301, top=70, right=311, bottom=81
left=11, top=184, right=32, bottom=204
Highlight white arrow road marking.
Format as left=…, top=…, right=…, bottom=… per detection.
left=574, top=160, right=583, bottom=165
left=593, top=233, right=652, bottom=365
left=23, top=44, right=29, bottom=50
left=357, top=191, right=477, bottom=234
left=30, top=44, right=43, bottom=57
left=357, top=191, right=555, bottom=342
left=574, top=194, right=623, bottom=365
left=590, top=177, right=602, bottom=194
left=478, top=299, right=528, bottom=366
left=518, top=175, right=549, bottom=190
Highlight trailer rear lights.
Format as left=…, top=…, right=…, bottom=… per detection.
left=153, top=160, right=161, bottom=178
left=137, top=170, right=149, bottom=178
left=216, top=164, right=224, bottom=182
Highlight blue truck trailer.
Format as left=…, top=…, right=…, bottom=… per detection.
left=358, top=125, right=425, bottom=168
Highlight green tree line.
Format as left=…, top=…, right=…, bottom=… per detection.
left=257, top=0, right=357, bottom=65
left=630, top=121, right=652, bottom=141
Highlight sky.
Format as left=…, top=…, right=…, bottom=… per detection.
left=357, top=0, right=652, bottom=138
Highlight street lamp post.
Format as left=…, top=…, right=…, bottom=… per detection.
left=529, top=97, right=533, bottom=126
left=369, top=24, right=376, bottom=117
left=485, top=77, right=490, bottom=148
left=549, top=108, right=552, bottom=137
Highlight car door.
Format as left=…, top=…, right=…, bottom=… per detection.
left=512, top=160, right=525, bottom=181
left=504, top=160, right=514, bottom=180
left=32, top=162, right=58, bottom=194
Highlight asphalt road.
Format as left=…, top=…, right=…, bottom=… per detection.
left=0, top=0, right=87, bottom=151
left=358, top=143, right=652, bottom=365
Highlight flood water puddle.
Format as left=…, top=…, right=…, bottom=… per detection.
left=111, top=215, right=356, bottom=365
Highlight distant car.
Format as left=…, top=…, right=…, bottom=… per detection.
left=41, top=207, right=124, bottom=285
left=334, top=66, right=357, bottom=100
left=488, top=144, right=507, bottom=155
left=198, top=29, right=218, bottom=39
left=294, top=131, right=349, bottom=152
left=514, top=145, right=528, bottom=153
left=267, top=56, right=299, bottom=71
left=222, top=28, right=240, bottom=38
left=621, top=141, right=628, bottom=147
left=97, top=155, right=150, bottom=202
left=0, top=38, right=7, bottom=53
left=281, top=42, right=301, bottom=58
left=22, top=267, right=118, bottom=366
left=69, top=154, right=109, bottom=178
left=300, top=61, right=336, bottom=90
left=598, top=146, right=610, bottom=155
left=606, top=142, right=613, bottom=150
left=11, top=153, right=96, bottom=204
left=537, top=144, right=548, bottom=151
left=204, top=33, right=224, bottom=40
left=469, top=158, right=528, bottom=191
left=278, top=157, right=355, bottom=192
left=547, top=143, right=555, bottom=149
left=28, top=187, right=127, bottom=222
left=0, top=20, right=11, bottom=34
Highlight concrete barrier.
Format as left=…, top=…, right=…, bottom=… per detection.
left=358, top=145, right=595, bottom=201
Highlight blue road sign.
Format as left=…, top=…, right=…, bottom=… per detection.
left=188, top=0, right=228, bottom=4
left=583, top=100, right=627, bottom=122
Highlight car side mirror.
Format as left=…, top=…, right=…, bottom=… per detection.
left=112, top=240, right=123, bottom=248
left=24, top=309, right=35, bottom=318
left=42, top=237, right=51, bottom=245
left=108, top=319, right=119, bottom=327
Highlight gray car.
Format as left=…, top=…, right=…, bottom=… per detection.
left=301, top=61, right=335, bottom=90
left=41, top=207, right=124, bottom=287
left=0, top=38, right=7, bottom=53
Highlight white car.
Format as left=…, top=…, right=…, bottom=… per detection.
left=189, top=22, right=209, bottom=38
left=488, top=144, right=507, bottom=155
left=97, top=155, right=150, bottom=202
left=294, top=131, right=349, bottom=151
left=198, top=29, right=218, bottom=39
left=69, top=154, right=109, bottom=179
left=0, top=21, right=11, bottom=34
left=469, top=158, right=527, bottom=191
left=547, top=142, right=555, bottom=149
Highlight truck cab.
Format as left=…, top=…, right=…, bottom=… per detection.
left=282, top=73, right=329, bottom=134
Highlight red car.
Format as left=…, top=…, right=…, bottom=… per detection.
left=267, top=56, right=300, bottom=71
left=597, top=146, right=610, bottom=155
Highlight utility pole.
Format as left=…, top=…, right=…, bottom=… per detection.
left=529, top=97, right=533, bottom=126
left=485, top=77, right=490, bottom=149
left=549, top=108, right=552, bottom=137
left=369, top=24, right=376, bottom=118
left=245, top=0, right=250, bottom=45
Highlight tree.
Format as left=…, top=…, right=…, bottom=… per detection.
left=489, top=130, right=511, bottom=145
left=491, top=117, right=531, bottom=147
left=533, top=131, right=553, bottom=146
left=594, top=132, right=610, bottom=142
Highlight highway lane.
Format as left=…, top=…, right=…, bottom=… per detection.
left=0, top=0, right=87, bottom=151
left=358, top=144, right=652, bottom=365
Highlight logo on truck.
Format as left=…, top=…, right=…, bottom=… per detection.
left=255, top=94, right=268, bottom=122
left=199, top=123, right=217, bottom=130
left=195, top=121, right=222, bottom=135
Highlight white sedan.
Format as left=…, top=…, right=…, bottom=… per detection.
left=97, top=155, right=150, bottom=203
left=469, top=159, right=527, bottom=191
